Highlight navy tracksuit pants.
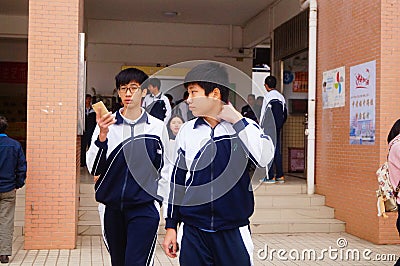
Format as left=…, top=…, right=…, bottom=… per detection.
left=179, top=224, right=253, bottom=266
left=104, top=202, right=159, bottom=266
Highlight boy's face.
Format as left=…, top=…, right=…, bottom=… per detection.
left=148, top=84, right=159, bottom=95
left=186, top=84, right=222, bottom=118
left=118, top=81, right=147, bottom=109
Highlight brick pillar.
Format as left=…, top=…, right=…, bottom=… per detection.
left=25, top=0, right=83, bottom=249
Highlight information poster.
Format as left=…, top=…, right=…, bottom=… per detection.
left=322, top=66, right=345, bottom=109
left=349, top=60, right=376, bottom=145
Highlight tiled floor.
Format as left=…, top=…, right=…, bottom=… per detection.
left=6, top=168, right=396, bottom=265
left=6, top=232, right=400, bottom=265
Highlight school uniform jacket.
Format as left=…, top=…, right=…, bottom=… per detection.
left=165, top=117, right=274, bottom=231
left=260, top=90, right=287, bottom=130
left=86, top=108, right=170, bottom=210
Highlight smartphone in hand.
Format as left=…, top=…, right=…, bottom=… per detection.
left=92, top=101, right=109, bottom=117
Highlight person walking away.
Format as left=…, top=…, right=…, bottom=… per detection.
left=0, top=116, right=27, bottom=264
left=259, top=76, right=287, bottom=184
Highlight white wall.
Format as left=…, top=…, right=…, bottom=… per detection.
left=86, top=19, right=254, bottom=100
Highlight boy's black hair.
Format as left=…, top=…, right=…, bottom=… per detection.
left=0, top=116, right=8, bottom=134
left=264, top=76, right=277, bottom=89
left=85, top=94, right=92, bottom=99
left=115, top=68, right=149, bottom=89
left=147, top=78, right=161, bottom=89
left=184, top=62, right=230, bottom=103
left=387, top=119, right=400, bottom=144
left=165, top=93, right=173, bottom=102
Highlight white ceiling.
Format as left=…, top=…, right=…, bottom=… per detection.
left=0, top=0, right=277, bottom=27
left=85, top=0, right=276, bottom=26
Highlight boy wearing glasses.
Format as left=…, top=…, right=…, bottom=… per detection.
left=86, top=68, right=169, bottom=266
left=162, top=63, right=274, bottom=265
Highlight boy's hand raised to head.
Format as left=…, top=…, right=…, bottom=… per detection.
left=217, top=104, right=243, bottom=124
left=96, top=112, right=116, bottom=142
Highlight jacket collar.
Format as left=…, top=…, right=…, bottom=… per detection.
left=115, top=108, right=149, bottom=125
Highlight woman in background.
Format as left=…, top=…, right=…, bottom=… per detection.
left=166, top=114, right=184, bottom=164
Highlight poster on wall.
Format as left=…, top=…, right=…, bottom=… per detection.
left=293, top=72, right=308, bottom=93
left=349, top=60, right=376, bottom=145
left=322, top=66, right=345, bottom=109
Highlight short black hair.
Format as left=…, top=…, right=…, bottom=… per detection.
left=264, top=76, right=277, bottom=88
left=0, top=116, right=8, bottom=134
left=387, top=119, right=400, bottom=144
left=115, top=68, right=148, bottom=89
left=165, top=93, right=173, bottom=102
left=85, top=94, right=92, bottom=99
left=184, top=62, right=230, bottom=103
left=248, top=94, right=255, bottom=99
left=148, top=78, right=161, bottom=89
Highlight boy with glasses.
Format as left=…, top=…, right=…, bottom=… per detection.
left=86, top=68, right=169, bottom=266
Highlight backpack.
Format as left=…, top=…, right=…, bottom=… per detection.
left=146, top=98, right=167, bottom=121
left=376, top=137, right=400, bottom=217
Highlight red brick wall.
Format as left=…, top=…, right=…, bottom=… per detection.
left=316, top=0, right=400, bottom=244
left=25, top=0, right=82, bottom=249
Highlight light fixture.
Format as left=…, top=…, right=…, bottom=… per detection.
left=163, top=11, right=179, bottom=17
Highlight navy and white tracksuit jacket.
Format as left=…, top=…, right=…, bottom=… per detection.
left=165, top=117, right=274, bottom=231
left=86, top=108, right=170, bottom=265
left=86, top=109, right=169, bottom=208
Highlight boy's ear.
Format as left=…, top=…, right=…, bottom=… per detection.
left=141, top=88, right=148, bottom=97
left=212, top=88, right=221, bottom=100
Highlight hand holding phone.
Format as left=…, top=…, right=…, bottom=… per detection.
left=92, top=101, right=109, bottom=117
left=92, top=101, right=115, bottom=142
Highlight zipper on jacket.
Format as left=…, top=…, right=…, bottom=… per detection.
left=210, top=126, right=215, bottom=230
left=121, top=124, right=135, bottom=211
left=120, top=168, right=129, bottom=211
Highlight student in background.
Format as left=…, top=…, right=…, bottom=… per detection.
left=172, top=91, right=194, bottom=122
left=80, top=94, right=96, bottom=167
left=166, top=114, right=185, bottom=165
left=259, top=76, right=287, bottom=184
left=241, top=94, right=257, bottom=122
left=142, top=77, right=172, bottom=124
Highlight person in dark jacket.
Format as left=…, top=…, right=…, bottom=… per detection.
left=241, top=94, right=257, bottom=122
left=80, top=94, right=96, bottom=167
left=162, top=62, right=274, bottom=266
left=0, top=116, right=26, bottom=264
left=259, top=76, right=288, bottom=184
